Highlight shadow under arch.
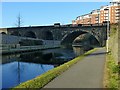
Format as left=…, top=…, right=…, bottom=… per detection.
left=1, top=32, right=6, bottom=34
left=41, top=30, right=53, bottom=40
left=61, top=30, right=100, bottom=46
left=10, top=31, right=21, bottom=36
left=24, top=31, right=36, bottom=38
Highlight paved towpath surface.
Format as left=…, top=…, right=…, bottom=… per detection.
left=44, top=48, right=106, bottom=88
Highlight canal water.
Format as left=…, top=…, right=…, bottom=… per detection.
left=1, top=48, right=75, bottom=89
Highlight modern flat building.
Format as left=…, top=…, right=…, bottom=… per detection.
left=99, top=5, right=110, bottom=23
left=91, top=9, right=100, bottom=24
left=72, top=14, right=91, bottom=25
left=72, top=1, right=120, bottom=25
left=110, top=1, right=120, bottom=23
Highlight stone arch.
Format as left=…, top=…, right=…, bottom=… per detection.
left=1, top=32, right=6, bottom=34
left=61, top=30, right=100, bottom=46
left=10, top=31, right=21, bottom=36
left=41, top=30, right=53, bottom=40
left=24, top=31, right=37, bottom=38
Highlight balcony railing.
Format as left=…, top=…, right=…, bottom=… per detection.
left=115, top=16, right=120, bottom=19
left=116, top=12, right=120, bottom=14
left=115, top=8, right=120, bottom=10
left=115, top=14, right=120, bottom=16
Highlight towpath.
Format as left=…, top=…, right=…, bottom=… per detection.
left=44, top=48, right=106, bottom=88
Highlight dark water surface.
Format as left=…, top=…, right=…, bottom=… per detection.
left=1, top=48, right=75, bottom=88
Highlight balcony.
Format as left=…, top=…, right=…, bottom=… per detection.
left=104, top=16, right=108, bottom=18
left=95, top=18, right=99, bottom=20
left=115, top=16, right=120, bottom=19
left=115, top=8, right=120, bottom=10
left=115, top=14, right=120, bottom=16
left=115, top=10, right=120, bottom=12
left=104, top=19, right=108, bottom=21
left=116, top=12, right=120, bottom=14
left=104, top=14, right=108, bottom=16
left=115, top=20, right=119, bottom=23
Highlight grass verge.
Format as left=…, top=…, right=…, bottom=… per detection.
left=11, top=48, right=97, bottom=89
left=104, top=52, right=119, bottom=89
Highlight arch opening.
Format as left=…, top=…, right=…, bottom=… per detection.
left=1, top=32, right=6, bottom=34
left=10, top=31, right=21, bottom=36
left=42, top=31, right=53, bottom=40
left=61, top=31, right=86, bottom=45
left=73, top=33, right=100, bottom=48
left=24, top=31, right=36, bottom=38
left=61, top=30, right=100, bottom=47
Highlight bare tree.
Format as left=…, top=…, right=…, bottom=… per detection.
left=15, top=13, right=23, bottom=27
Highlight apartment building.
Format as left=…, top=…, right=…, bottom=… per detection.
left=100, top=2, right=120, bottom=24
left=99, top=5, right=109, bottom=23
left=72, top=14, right=91, bottom=25
left=91, top=9, right=100, bottom=24
left=110, top=1, right=120, bottom=23
left=72, top=1, right=120, bottom=25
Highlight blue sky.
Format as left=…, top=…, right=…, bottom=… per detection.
left=2, top=2, right=109, bottom=28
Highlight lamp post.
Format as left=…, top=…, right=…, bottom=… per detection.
left=104, top=8, right=110, bottom=53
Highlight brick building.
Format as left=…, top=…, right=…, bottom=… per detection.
left=72, top=1, right=120, bottom=25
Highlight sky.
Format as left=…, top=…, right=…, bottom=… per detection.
left=1, top=2, right=109, bottom=28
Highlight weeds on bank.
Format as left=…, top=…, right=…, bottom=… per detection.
left=105, top=53, right=119, bottom=89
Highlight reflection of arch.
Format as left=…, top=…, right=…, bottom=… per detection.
left=1, top=32, right=6, bottom=34
left=24, top=31, right=36, bottom=38
left=42, top=31, right=53, bottom=40
left=11, top=31, right=21, bottom=36
left=61, top=30, right=100, bottom=46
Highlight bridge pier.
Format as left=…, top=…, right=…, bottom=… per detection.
left=72, top=45, right=85, bottom=56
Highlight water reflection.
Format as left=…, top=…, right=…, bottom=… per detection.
left=2, top=62, right=54, bottom=88
left=1, top=48, right=75, bottom=89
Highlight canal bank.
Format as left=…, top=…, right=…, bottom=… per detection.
left=12, top=48, right=97, bottom=89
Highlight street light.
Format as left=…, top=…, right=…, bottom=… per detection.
left=104, top=8, right=110, bottom=53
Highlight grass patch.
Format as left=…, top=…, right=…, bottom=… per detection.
left=104, top=53, right=119, bottom=89
left=11, top=48, right=97, bottom=89
left=103, top=24, right=119, bottom=89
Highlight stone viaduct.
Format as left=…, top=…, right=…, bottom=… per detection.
left=0, top=23, right=107, bottom=46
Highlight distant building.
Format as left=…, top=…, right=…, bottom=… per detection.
left=91, top=9, right=100, bottom=24
left=109, top=1, right=120, bottom=23
left=72, top=1, right=120, bottom=24
left=72, top=14, right=91, bottom=25
left=99, top=5, right=110, bottom=23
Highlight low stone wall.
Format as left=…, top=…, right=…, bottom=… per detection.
left=118, top=23, right=120, bottom=64
left=1, top=44, right=61, bottom=54
left=108, top=24, right=119, bottom=63
left=0, top=34, right=61, bottom=54
left=1, top=34, right=20, bottom=44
